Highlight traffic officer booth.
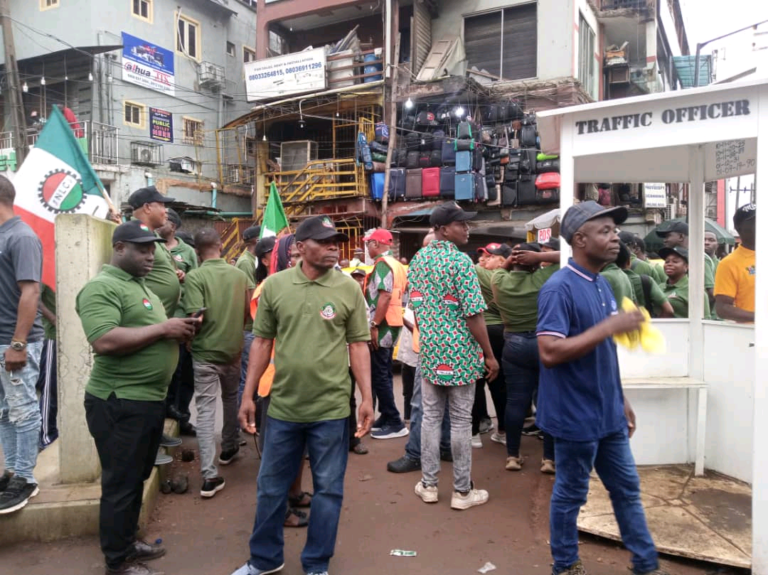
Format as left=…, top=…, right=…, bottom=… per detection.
left=536, top=78, right=767, bottom=572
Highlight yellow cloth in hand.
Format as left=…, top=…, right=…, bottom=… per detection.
left=612, top=297, right=666, bottom=354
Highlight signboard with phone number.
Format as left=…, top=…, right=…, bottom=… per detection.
left=244, top=47, right=327, bottom=102
left=122, top=32, right=175, bottom=96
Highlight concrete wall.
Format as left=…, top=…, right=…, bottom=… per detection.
left=431, top=0, right=576, bottom=81
left=55, top=214, right=117, bottom=484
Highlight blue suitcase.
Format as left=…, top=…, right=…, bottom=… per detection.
left=388, top=168, right=406, bottom=200
left=440, top=167, right=455, bottom=198
left=456, top=150, right=472, bottom=173
left=455, top=173, right=475, bottom=201
left=370, top=173, right=385, bottom=200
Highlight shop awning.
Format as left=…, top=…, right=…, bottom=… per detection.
left=673, top=55, right=712, bottom=88
left=525, top=208, right=560, bottom=231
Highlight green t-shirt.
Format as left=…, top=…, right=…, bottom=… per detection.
left=184, top=259, right=254, bottom=364
left=170, top=238, right=198, bottom=274
left=601, top=263, right=637, bottom=305
left=475, top=265, right=502, bottom=326
left=365, top=252, right=402, bottom=347
left=650, top=262, right=668, bottom=285
left=662, top=275, right=711, bottom=319
left=146, top=239, right=181, bottom=318
left=76, top=264, right=178, bottom=401
left=624, top=269, right=669, bottom=317
left=492, top=264, right=559, bottom=333
left=253, top=262, right=370, bottom=423
left=236, top=249, right=258, bottom=331
left=653, top=254, right=715, bottom=290
left=41, top=284, right=56, bottom=340
left=630, top=255, right=661, bottom=285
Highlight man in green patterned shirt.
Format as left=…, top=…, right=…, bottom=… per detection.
left=408, top=202, right=499, bottom=511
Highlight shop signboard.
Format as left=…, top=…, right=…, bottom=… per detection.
left=644, top=183, right=667, bottom=208
left=0, top=149, right=18, bottom=173
left=122, top=32, right=175, bottom=95
left=537, top=227, right=552, bottom=243
left=149, top=108, right=173, bottom=143
left=245, top=47, right=326, bottom=102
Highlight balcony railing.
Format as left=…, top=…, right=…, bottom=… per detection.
left=0, top=121, right=119, bottom=166
left=599, top=0, right=652, bottom=10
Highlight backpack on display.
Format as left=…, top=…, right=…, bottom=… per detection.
left=406, top=151, right=420, bottom=170
left=433, top=130, right=445, bottom=151
left=520, top=124, right=537, bottom=148
left=418, top=153, right=431, bottom=168
left=388, top=168, right=406, bottom=200
left=422, top=167, right=440, bottom=198
left=535, top=172, right=561, bottom=190
left=370, top=141, right=388, bottom=155
left=430, top=149, right=442, bottom=167
left=360, top=142, right=373, bottom=171
left=374, top=122, right=389, bottom=144
left=457, top=121, right=473, bottom=140
left=455, top=173, right=475, bottom=201
left=442, top=139, right=456, bottom=164
left=406, top=169, right=423, bottom=199
left=416, top=111, right=436, bottom=126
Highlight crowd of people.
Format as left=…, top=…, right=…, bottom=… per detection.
left=0, top=168, right=758, bottom=575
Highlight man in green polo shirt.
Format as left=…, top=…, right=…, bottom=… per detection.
left=77, top=220, right=199, bottom=575
left=616, top=242, right=674, bottom=318
left=183, top=228, right=254, bottom=499
left=656, top=221, right=716, bottom=308
left=234, top=216, right=373, bottom=575
left=601, top=257, right=637, bottom=306
left=235, top=225, right=261, bottom=406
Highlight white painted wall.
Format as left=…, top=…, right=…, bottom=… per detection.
left=617, top=320, right=690, bottom=378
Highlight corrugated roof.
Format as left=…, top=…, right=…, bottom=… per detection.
left=673, top=55, right=712, bottom=88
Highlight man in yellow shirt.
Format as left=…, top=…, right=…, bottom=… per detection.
left=715, top=204, right=756, bottom=323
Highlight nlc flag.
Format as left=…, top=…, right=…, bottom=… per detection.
left=260, top=181, right=289, bottom=239
left=14, top=106, right=111, bottom=289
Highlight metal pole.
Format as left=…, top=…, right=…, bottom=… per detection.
left=381, top=33, right=400, bottom=229
left=1, top=0, right=28, bottom=164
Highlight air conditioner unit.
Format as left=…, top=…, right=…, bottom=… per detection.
left=131, top=142, right=162, bottom=166
left=169, top=156, right=195, bottom=173
left=608, top=66, right=630, bottom=85
left=665, top=203, right=677, bottom=221
left=199, top=61, right=225, bottom=90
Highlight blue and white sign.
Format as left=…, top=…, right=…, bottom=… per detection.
left=122, top=32, right=175, bottom=95
left=244, top=47, right=326, bottom=102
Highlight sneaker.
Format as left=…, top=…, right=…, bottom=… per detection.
left=230, top=562, right=284, bottom=575
left=440, top=450, right=453, bottom=462
left=450, top=485, right=489, bottom=510
left=387, top=456, right=421, bottom=473
left=490, top=432, right=506, bottom=445
left=0, top=470, right=13, bottom=492
left=371, top=424, right=409, bottom=440
left=505, top=456, right=523, bottom=471
left=160, top=433, right=182, bottom=448
left=471, top=434, right=483, bottom=448
left=414, top=481, right=438, bottom=503
left=541, top=459, right=556, bottom=474
left=106, top=561, right=164, bottom=574
left=306, top=572, right=329, bottom=575
left=0, top=476, right=39, bottom=514
left=218, top=447, right=240, bottom=465
left=554, top=560, right=587, bottom=575
left=126, top=539, right=166, bottom=563
left=370, top=416, right=385, bottom=432
left=154, top=451, right=173, bottom=466
left=200, top=477, right=226, bottom=498
left=522, top=423, right=541, bottom=436
left=478, top=418, right=494, bottom=434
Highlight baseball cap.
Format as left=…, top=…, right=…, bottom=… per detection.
left=242, top=225, right=261, bottom=242
left=733, top=203, right=756, bottom=227
left=127, top=186, right=175, bottom=209
left=656, top=221, right=689, bottom=237
left=618, top=231, right=637, bottom=247
left=350, top=267, right=367, bottom=277
left=515, top=242, right=542, bottom=253
left=166, top=208, right=182, bottom=228
left=295, top=216, right=349, bottom=242
left=177, top=231, right=195, bottom=247
left=112, top=220, right=166, bottom=246
left=255, top=236, right=276, bottom=259
left=363, top=228, right=394, bottom=245
left=478, top=243, right=512, bottom=258
left=560, top=201, right=628, bottom=244
left=542, top=237, right=561, bottom=251
left=430, top=201, right=477, bottom=227
left=658, top=246, right=689, bottom=263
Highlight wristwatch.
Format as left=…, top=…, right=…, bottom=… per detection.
left=10, top=340, right=27, bottom=351
left=370, top=320, right=379, bottom=328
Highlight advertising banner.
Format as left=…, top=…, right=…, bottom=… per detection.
left=245, top=47, right=326, bottom=101
left=644, top=183, right=667, bottom=209
left=149, top=108, right=173, bottom=143
left=122, top=32, right=175, bottom=95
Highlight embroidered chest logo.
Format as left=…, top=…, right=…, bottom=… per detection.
left=410, top=290, right=424, bottom=309
left=174, top=254, right=183, bottom=262
left=747, top=265, right=756, bottom=276
left=142, top=298, right=153, bottom=310
left=435, top=363, right=455, bottom=382
left=443, top=294, right=459, bottom=309
left=320, top=302, right=337, bottom=320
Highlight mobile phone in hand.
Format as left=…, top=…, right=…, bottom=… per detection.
left=192, top=307, right=207, bottom=319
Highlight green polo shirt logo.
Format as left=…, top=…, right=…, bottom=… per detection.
left=320, top=302, right=337, bottom=320
left=435, top=363, right=455, bottom=382
left=410, top=290, right=423, bottom=309
left=443, top=294, right=459, bottom=309
left=142, top=298, right=153, bottom=310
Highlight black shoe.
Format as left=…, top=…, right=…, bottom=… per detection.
left=218, top=447, right=240, bottom=466
left=0, top=470, right=13, bottom=492
left=106, top=561, right=163, bottom=575
left=126, top=539, right=166, bottom=563
left=387, top=456, right=421, bottom=473
left=522, top=423, right=541, bottom=436
left=179, top=421, right=196, bottom=437
left=166, top=405, right=187, bottom=422
left=0, top=476, right=39, bottom=514
left=160, top=433, right=182, bottom=448
left=201, top=477, right=226, bottom=498
left=440, top=450, right=453, bottom=463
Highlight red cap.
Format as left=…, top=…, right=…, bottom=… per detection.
left=477, top=243, right=501, bottom=255
left=363, top=228, right=393, bottom=245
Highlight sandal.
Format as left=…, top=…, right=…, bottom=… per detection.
left=284, top=507, right=308, bottom=528
left=288, top=491, right=313, bottom=508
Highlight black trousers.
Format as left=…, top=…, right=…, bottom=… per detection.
left=401, top=364, right=416, bottom=421
left=348, top=370, right=360, bottom=449
left=84, top=392, right=165, bottom=568
left=166, top=344, right=194, bottom=419
left=472, top=323, right=507, bottom=435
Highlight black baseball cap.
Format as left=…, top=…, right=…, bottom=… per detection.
left=733, top=203, right=756, bottom=227
left=486, top=243, right=513, bottom=257
left=560, top=201, right=627, bottom=244
left=243, top=225, right=261, bottom=242
left=255, top=236, right=276, bottom=259
left=177, top=231, right=195, bottom=247
left=542, top=237, right=560, bottom=251
left=656, top=221, right=689, bottom=237
left=166, top=208, right=182, bottom=228
left=618, top=231, right=637, bottom=247
left=430, top=201, right=477, bottom=227
left=350, top=268, right=367, bottom=277
left=127, top=186, right=175, bottom=209
left=295, top=216, right=349, bottom=242
left=112, top=220, right=166, bottom=246
left=658, top=246, right=689, bottom=263
left=515, top=242, right=542, bottom=253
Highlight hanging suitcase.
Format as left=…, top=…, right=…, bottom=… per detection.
left=516, top=178, right=537, bottom=205
left=374, top=122, right=389, bottom=144
left=370, top=141, right=388, bottom=155
left=520, top=124, right=537, bottom=148
left=506, top=101, right=524, bottom=121
left=484, top=105, right=499, bottom=124
left=370, top=173, right=385, bottom=200
left=457, top=120, right=472, bottom=140
left=418, top=153, right=431, bottom=168
left=455, top=150, right=473, bottom=173
left=487, top=180, right=498, bottom=203
left=536, top=188, right=560, bottom=204
left=442, top=139, right=456, bottom=165
left=420, top=133, right=434, bottom=151
left=371, top=152, right=388, bottom=163
left=396, top=147, right=408, bottom=167
left=406, top=132, right=420, bottom=150
left=440, top=167, right=455, bottom=198
left=433, top=130, right=445, bottom=151
left=455, top=173, right=475, bottom=201
left=360, top=143, right=373, bottom=171
left=474, top=148, right=484, bottom=172
left=537, top=160, right=560, bottom=173
left=535, top=172, right=561, bottom=190
left=406, top=151, right=420, bottom=170
left=388, top=168, right=406, bottom=201
left=475, top=173, right=488, bottom=202
left=406, top=169, right=423, bottom=199
left=455, top=139, right=475, bottom=151
left=422, top=167, right=440, bottom=198
left=501, top=183, right=517, bottom=206
left=429, top=149, right=442, bottom=167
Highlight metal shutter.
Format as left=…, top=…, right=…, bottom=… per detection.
left=464, top=11, right=502, bottom=78
left=412, top=0, right=432, bottom=74
left=501, top=3, right=537, bottom=81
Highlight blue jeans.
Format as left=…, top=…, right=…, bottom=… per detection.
left=371, top=345, right=402, bottom=428
left=0, top=341, right=43, bottom=482
left=248, top=416, right=349, bottom=573
left=239, top=331, right=255, bottom=407
left=405, top=364, right=450, bottom=460
left=503, top=332, right=554, bottom=460
left=550, top=429, right=658, bottom=574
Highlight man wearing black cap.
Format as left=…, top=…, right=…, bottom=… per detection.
left=158, top=209, right=197, bottom=275
left=127, top=187, right=181, bottom=318
left=656, top=221, right=716, bottom=305
left=236, top=225, right=261, bottom=404
left=536, top=201, right=665, bottom=575
left=408, top=202, right=499, bottom=511
left=715, top=203, right=756, bottom=323
left=234, top=216, right=373, bottom=575
left=77, top=221, right=200, bottom=575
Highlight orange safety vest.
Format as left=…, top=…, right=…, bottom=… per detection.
left=365, top=254, right=407, bottom=328
left=249, top=283, right=276, bottom=397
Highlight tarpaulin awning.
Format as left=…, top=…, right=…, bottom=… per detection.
left=525, top=208, right=560, bottom=231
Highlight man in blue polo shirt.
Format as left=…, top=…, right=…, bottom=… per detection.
left=537, top=201, right=667, bottom=575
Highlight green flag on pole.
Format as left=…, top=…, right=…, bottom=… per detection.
left=260, top=181, right=289, bottom=238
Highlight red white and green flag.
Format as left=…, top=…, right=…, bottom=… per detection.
left=14, top=106, right=111, bottom=288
